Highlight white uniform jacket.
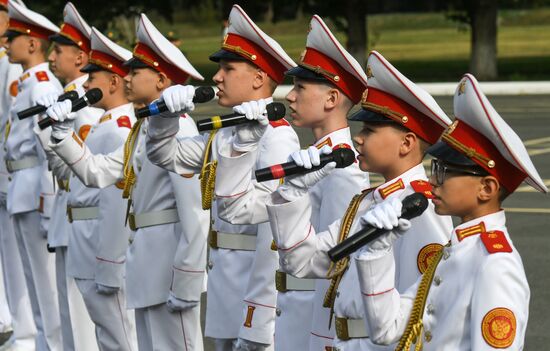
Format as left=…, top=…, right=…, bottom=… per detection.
left=145, top=110, right=300, bottom=344
left=266, top=164, right=452, bottom=350
left=49, top=114, right=209, bottom=308
left=355, top=210, right=529, bottom=350
left=214, top=127, right=369, bottom=350
left=0, top=48, right=21, bottom=197
left=5, top=62, right=62, bottom=223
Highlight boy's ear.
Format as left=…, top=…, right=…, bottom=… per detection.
left=478, top=175, right=500, bottom=202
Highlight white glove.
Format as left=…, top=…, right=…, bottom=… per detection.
left=232, top=99, right=270, bottom=153
left=277, top=145, right=336, bottom=202
left=46, top=100, right=75, bottom=140
left=36, top=92, right=59, bottom=108
left=232, top=338, right=269, bottom=351
left=159, top=84, right=195, bottom=116
left=166, top=291, right=198, bottom=312
left=96, top=283, right=119, bottom=295
left=357, top=197, right=411, bottom=256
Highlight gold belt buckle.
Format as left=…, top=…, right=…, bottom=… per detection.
left=335, top=317, right=350, bottom=341
left=66, top=206, right=73, bottom=223
left=275, top=271, right=287, bottom=292
left=128, top=213, right=137, bottom=231
left=270, top=240, right=278, bottom=251
left=208, top=230, right=218, bottom=249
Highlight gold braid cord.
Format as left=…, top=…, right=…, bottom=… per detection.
left=122, top=119, right=143, bottom=199
left=199, top=130, right=218, bottom=210
left=323, top=190, right=371, bottom=326
left=395, top=244, right=446, bottom=351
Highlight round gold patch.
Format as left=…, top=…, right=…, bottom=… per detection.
left=482, top=307, right=516, bottom=348
left=417, top=243, right=444, bottom=274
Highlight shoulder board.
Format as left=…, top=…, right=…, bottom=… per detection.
left=180, top=113, right=188, bottom=118
left=116, top=116, right=132, bottom=129
left=378, top=178, right=405, bottom=199
left=35, top=71, right=49, bottom=82
left=410, top=179, right=435, bottom=199
left=269, top=118, right=290, bottom=128
left=333, top=143, right=351, bottom=151
left=480, top=230, right=512, bottom=254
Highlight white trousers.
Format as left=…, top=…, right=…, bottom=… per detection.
left=12, top=211, right=61, bottom=351
left=134, top=303, right=203, bottom=351
left=55, top=248, right=97, bottom=351
left=0, top=205, right=35, bottom=351
left=75, top=279, right=136, bottom=351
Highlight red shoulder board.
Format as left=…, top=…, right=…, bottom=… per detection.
left=180, top=113, right=188, bottom=118
left=269, top=118, right=290, bottom=128
left=116, top=116, right=132, bottom=129
left=333, top=143, right=351, bottom=151
left=480, top=231, right=512, bottom=254
left=410, top=180, right=435, bottom=199
left=35, top=71, right=49, bottom=82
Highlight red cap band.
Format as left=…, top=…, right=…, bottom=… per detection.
left=222, top=33, right=287, bottom=84
left=58, top=23, right=91, bottom=53
left=301, top=47, right=366, bottom=103
left=133, top=42, right=189, bottom=84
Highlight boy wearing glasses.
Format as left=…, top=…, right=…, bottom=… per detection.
left=262, top=51, right=453, bottom=350
left=354, top=74, right=546, bottom=350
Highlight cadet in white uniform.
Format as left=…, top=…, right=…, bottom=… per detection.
left=212, top=15, right=370, bottom=351
left=47, top=14, right=209, bottom=351
left=39, top=27, right=137, bottom=351
left=0, top=2, right=36, bottom=349
left=354, top=74, right=547, bottom=350
left=35, top=4, right=102, bottom=350
left=264, top=51, right=454, bottom=350
left=145, top=5, right=300, bottom=350
left=3, top=2, right=63, bottom=350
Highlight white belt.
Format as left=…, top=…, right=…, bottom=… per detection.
left=275, top=271, right=316, bottom=292
left=67, top=206, right=99, bottom=222
left=128, top=208, right=179, bottom=231
left=6, top=156, right=39, bottom=172
left=334, top=317, right=369, bottom=340
left=209, top=231, right=256, bottom=251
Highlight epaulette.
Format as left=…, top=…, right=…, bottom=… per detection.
left=35, top=71, right=49, bottom=82
left=410, top=179, right=435, bottom=199
left=117, top=116, right=132, bottom=129
left=333, top=143, right=351, bottom=151
left=269, top=118, right=290, bottom=128
left=480, top=230, right=512, bottom=254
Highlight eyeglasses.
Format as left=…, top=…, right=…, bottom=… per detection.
left=430, top=159, right=488, bottom=186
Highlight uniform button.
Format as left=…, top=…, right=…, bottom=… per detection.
left=427, top=304, right=435, bottom=315
left=424, top=330, right=432, bottom=342
left=336, top=291, right=340, bottom=298
left=433, top=276, right=442, bottom=286
left=275, top=308, right=281, bottom=317
left=8, top=177, right=11, bottom=181
left=207, top=260, right=214, bottom=270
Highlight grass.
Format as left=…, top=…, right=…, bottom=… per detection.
left=146, top=8, right=550, bottom=83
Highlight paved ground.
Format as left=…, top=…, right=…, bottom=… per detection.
left=193, top=94, right=549, bottom=350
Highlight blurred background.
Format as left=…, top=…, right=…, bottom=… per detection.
left=25, top=0, right=550, bottom=84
